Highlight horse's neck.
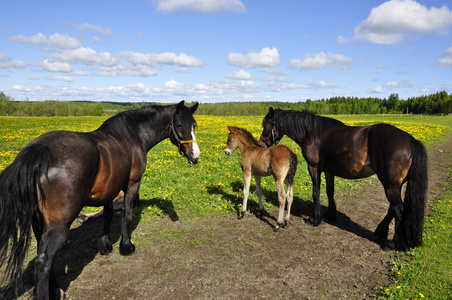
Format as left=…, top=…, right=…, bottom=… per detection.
left=237, top=135, right=257, bottom=153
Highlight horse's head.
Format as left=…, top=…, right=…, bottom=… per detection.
left=169, top=101, right=200, bottom=164
left=224, top=126, right=240, bottom=156
left=260, top=107, right=282, bottom=147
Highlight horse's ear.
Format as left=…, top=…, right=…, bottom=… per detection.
left=268, top=107, right=274, bottom=118
left=176, top=101, right=185, bottom=113
left=190, top=102, right=199, bottom=114
left=227, top=126, right=233, bottom=132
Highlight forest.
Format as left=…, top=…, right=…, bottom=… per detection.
left=0, top=91, right=451, bottom=116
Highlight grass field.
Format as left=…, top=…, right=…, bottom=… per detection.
left=1, top=113, right=451, bottom=299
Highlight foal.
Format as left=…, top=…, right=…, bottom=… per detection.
left=225, top=126, right=298, bottom=231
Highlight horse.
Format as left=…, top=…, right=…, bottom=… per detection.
left=225, top=126, right=298, bottom=232
left=259, top=107, right=428, bottom=251
left=0, top=101, right=200, bottom=299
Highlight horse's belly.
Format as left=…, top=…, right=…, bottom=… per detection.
left=354, top=164, right=375, bottom=179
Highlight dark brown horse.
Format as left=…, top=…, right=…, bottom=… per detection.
left=260, top=108, right=428, bottom=251
left=0, top=101, right=199, bottom=299
left=225, top=126, right=298, bottom=231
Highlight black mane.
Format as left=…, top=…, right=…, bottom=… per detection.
left=273, top=110, right=344, bottom=140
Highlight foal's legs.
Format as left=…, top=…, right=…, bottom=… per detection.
left=254, top=176, right=265, bottom=217
left=284, top=182, right=294, bottom=226
left=238, top=170, right=252, bottom=219
left=324, top=172, right=337, bottom=221
left=274, top=177, right=287, bottom=232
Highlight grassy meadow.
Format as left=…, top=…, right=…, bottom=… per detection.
left=0, top=113, right=451, bottom=299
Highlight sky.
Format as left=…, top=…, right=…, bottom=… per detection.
left=1, top=0, right=452, bottom=103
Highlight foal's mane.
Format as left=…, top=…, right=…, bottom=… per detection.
left=230, top=126, right=265, bottom=148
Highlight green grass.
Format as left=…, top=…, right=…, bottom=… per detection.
left=375, top=172, right=452, bottom=300
left=1, top=113, right=452, bottom=299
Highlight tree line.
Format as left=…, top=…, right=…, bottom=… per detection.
left=1, top=91, right=451, bottom=117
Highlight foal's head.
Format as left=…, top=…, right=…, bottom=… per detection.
left=225, top=126, right=264, bottom=156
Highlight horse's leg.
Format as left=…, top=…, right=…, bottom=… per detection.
left=255, top=176, right=264, bottom=217
left=307, top=165, right=322, bottom=226
left=324, top=172, right=337, bottom=221
left=374, top=206, right=393, bottom=241
left=382, top=185, right=404, bottom=251
left=119, top=182, right=140, bottom=256
left=238, top=170, right=252, bottom=219
left=274, top=178, right=286, bottom=232
left=34, top=225, right=68, bottom=300
left=98, top=202, right=114, bottom=255
left=283, top=182, right=294, bottom=228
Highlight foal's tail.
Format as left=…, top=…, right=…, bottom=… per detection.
left=0, top=144, right=50, bottom=297
left=403, top=139, right=428, bottom=249
left=285, top=152, right=298, bottom=186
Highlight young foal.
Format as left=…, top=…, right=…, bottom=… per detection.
left=225, top=126, right=298, bottom=231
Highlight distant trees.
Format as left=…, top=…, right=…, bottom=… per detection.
left=1, top=91, right=451, bottom=116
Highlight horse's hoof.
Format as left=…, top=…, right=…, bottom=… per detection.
left=282, top=220, right=289, bottom=228
left=381, top=240, right=396, bottom=251
left=257, top=209, right=265, bottom=219
left=120, top=241, right=136, bottom=256
left=98, top=236, right=113, bottom=255
left=237, top=212, right=245, bottom=219
left=306, top=217, right=321, bottom=226
left=273, top=225, right=280, bottom=232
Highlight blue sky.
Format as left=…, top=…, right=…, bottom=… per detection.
left=1, top=0, right=452, bottom=103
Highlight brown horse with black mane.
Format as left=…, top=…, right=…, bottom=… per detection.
left=260, top=107, right=428, bottom=251
left=225, top=126, right=298, bottom=232
left=0, top=101, right=199, bottom=299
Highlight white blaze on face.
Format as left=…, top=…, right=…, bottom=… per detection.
left=191, top=128, right=200, bottom=159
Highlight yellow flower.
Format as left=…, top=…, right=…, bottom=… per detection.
left=419, top=293, right=425, bottom=298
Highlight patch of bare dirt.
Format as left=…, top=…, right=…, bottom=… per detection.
left=18, top=133, right=452, bottom=299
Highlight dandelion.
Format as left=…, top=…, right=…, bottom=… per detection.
left=419, top=292, right=425, bottom=298
left=396, top=286, right=401, bottom=289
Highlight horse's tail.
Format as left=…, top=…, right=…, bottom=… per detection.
left=403, top=139, right=428, bottom=248
left=0, top=144, right=50, bottom=297
left=285, top=151, right=298, bottom=186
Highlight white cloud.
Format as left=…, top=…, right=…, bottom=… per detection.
left=335, top=35, right=350, bottom=45
left=51, top=75, right=73, bottom=82
left=438, top=46, right=452, bottom=67
left=0, top=54, right=27, bottom=69
left=385, top=80, right=411, bottom=88
left=309, top=80, right=338, bottom=88
left=48, top=33, right=82, bottom=49
left=120, top=51, right=203, bottom=67
left=367, top=86, right=384, bottom=93
left=51, top=47, right=119, bottom=67
left=355, top=0, right=452, bottom=44
left=38, top=59, right=73, bottom=73
left=154, top=0, right=246, bottom=14
left=227, top=47, right=280, bottom=68
left=289, top=52, right=354, bottom=71
left=227, top=69, right=252, bottom=80
left=70, top=23, right=113, bottom=36
left=11, top=33, right=47, bottom=44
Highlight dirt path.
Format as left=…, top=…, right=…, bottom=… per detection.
left=20, top=133, right=452, bottom=299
